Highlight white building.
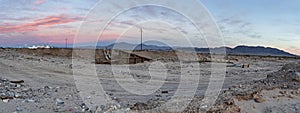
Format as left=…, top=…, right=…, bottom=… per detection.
left=28, top=45, right=52, bottom=49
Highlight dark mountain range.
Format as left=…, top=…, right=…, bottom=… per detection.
left=229, top=46, right=296, bottom=57
left=94, top=42, right=297, bottom=57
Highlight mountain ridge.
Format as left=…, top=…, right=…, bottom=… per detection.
left=93, top=42, right=298, bottom=57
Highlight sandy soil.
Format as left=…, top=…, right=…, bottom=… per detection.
left=235, top=88, right=300, bottom=113
left=0, top=49, right=299, bottom=113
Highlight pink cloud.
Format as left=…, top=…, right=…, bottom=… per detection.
left=34, top=0, right=46, bottom=5
left=0, top=14, right=82, bottom=34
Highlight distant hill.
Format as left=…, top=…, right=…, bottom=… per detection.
left=95, top=42, right=297, bottom=57
left=192, top=45, right=296, bottom=57
left=229, top=46, right=296, bottom=57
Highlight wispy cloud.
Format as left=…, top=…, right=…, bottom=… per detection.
left=218, top=15, right=262, bottom=39
left=0, top=14, right=82, bottom=34
left=0, top=16, right=33, bottom=21
left=218, top=16, right=252, bottom=29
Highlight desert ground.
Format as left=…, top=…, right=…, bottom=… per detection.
left=0, top=48, right=299, bottom=113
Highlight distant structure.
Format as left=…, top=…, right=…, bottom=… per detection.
left=28, top=45, right=52, bottom=49
left=65, top=38, right=68, bottom=48
left=140, top=27, right=143, bottom=51
left=96, top=50, right=152, bottom=64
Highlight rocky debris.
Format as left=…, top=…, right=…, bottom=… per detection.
left=130, top=102, right=149, bottom=110
left=226, top=63, right=250, bottom=68
left=68, top=64, right=73, bottom=69
left=161, top=90, right=168, bottom=94
left=0, top=78, right=23, bottom=102
left=270, top=89, right=300, bottom=99
left=264, top=103, right=300, bottom=113
left=55, top=98, right=64, bottom=106
left=224, top=98, right=235, bottom=105
left=0, top=78, right=87, bottom=112
left=2, top=99, right=9, bottom=103
left=16, top=106, right=22, bottom=111
left=10, top=80, right=24, bottom=84
left=205, top=62, right=300, bottom=112
left=104, top=62, right=300, bottom=113
left=291, top=72, right=300, bottom=82
left=253, top=95, right=266, bottom=103
left=129, top=97, right=167, bottom=111
left=80, top=103, right=90, bottom=112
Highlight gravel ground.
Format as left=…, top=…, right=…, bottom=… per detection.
left=0, top=49, right=299, bottom=113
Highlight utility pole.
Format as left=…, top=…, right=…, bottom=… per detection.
left=140, top=27, right=143, bottom=51
left=65, top=38, right=68, bottom=48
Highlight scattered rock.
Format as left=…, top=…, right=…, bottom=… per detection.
left=2, top=99, right=9, bottom=103
left=21, top=88, right=30, bottom=92
left=10, top=80, right=24, bottom=84
left=80, top=103, right=90, bottom=112
left=254, top=97, right=266, bottom=103
left=224, top=98, right=234, bottom=105
left=55, top=98, right=64, bottom=106
left=14, top=93, right=22, bottom=98
left=200, top=105, right=208, bottom=109
left=7, top=91, right=15, bottom=97
left=0, top=95, right=13, bottom=100
left=100, top=105, right=105, bottom=111
left=279, top=90, right=287, bottom=95
left=288, top=94, right=295, bottom=99
left=53, top=106, right=61, bottom=112
left=161, top=90, right=168, bottom=94
left=68, top=64, right=73, bottom=69
left=25, top=99, right=35, bottom=103
left=16, top=106, right=22, bottom=111
left=291, top=72, right=300, bottom=82
left=253, top=95, right=266, bottom=103
left=44, top=86, right=51, bottom=89
left=130, top=102, right=149, bottom=110
left=16, top=84, right=21, bottom=88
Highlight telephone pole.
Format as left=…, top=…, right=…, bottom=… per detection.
left=140, top=27, right=143, bottom=51
left=65, top=38, right=68, bottom=48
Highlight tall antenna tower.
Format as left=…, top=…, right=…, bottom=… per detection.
left=65, top=38, right=68, bottom=48
left=140, top=27, right=143, bottom=51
